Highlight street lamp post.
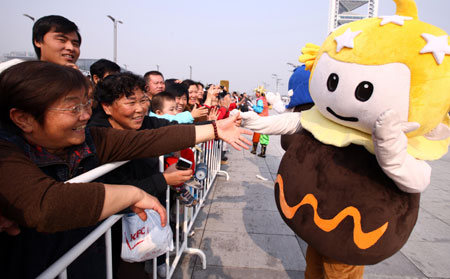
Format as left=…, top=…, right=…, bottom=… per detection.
left=23, top=14, right=35, bottom=22
left=156, top=65, right=160, bottom=71
left=107, top=15, right=123, bottom=63
left=272, top=74, right=282, bottom=93
left=286, top=62, right=298, bottom=71
left=189, top=65, right=192, bottom=79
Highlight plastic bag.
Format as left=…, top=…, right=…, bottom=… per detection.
left=121, top=209, right=174, bottom=262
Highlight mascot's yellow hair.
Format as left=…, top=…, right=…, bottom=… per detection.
left=254, top=85, right=267, bottom=94
left=300, top=0, right=450, bottom=154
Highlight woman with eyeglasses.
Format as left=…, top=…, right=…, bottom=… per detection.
left=0, top=61, right=250, bottom=278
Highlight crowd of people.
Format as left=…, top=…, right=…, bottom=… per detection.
left=0, top=15, right=255, bottom=279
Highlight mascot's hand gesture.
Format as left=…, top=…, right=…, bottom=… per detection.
left=266, top=92, right=286, bottom=113
left=372, top=109, right=431, bottom=193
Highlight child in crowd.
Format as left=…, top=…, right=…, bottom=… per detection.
left=149, top=87, right=208, bottom=123
left=151, top=93, right=203, bottom=206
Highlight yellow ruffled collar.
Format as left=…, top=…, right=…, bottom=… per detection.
left=300, top=106, right=450, bottom=160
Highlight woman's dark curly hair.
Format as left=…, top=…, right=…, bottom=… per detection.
left=94, top=72, right=146, bottom=105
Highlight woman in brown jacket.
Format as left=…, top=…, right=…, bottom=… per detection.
left=0, top=61, right=250, bottom=278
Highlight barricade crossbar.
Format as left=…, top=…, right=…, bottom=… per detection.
left=36, top=139, right=228, bottom=279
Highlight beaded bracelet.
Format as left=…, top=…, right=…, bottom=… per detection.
left=212, top=120, right=219, bottom=140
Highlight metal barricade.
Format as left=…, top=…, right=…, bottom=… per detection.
left=37, top=140, right=227, bottom=279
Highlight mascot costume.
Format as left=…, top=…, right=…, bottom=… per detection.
left=236, top=0, right=450, bottom=277
left=250, top=86, right=270, bottom=157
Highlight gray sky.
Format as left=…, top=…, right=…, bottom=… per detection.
left=1, top=0, right=449, bottom=94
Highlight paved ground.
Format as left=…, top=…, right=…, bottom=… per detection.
left=172, top=133, right=450, bottom=279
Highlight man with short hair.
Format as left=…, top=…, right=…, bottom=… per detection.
left=90, top=58, right=120, bottom=84
left=144, top=71, right=165, bottom=99
left=32, top=15, right=81, bottom=68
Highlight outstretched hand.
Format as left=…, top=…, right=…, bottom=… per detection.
left=207, top=107, right=220, bottom=121
left=216, top=113, right=252, bottom=150
left=191, top=104, right=209, bottom=119
left=131, top=192, right=167, bottom=227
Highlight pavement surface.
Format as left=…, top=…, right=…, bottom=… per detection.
left=172, top=133, right=450, bottom=279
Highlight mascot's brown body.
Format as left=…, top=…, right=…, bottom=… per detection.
left=277, top=129, right=419, bottom=265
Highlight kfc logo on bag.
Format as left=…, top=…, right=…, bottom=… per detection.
left=124, top=226, right=149, bottom=250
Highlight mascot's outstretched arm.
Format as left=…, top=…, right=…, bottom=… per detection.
left=231, top=67, right=312, bottom=135
left=373, top=109, right=431, bottom=193
left=233, top=109, right=302, bottom=135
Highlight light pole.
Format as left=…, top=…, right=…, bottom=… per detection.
left=189, top=65, right=192, bottom=79
left=107, top=15, right=123, bottom=63
left=23, top=14, right=35, bottom=22
left=156, top=65, right=160, bottom=71
left=272, top=74, right=282, bottom=93
left=287, top=62, right=298, bottom=71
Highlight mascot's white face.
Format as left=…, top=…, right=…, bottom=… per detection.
left=310, top=53, right=411, bottom=134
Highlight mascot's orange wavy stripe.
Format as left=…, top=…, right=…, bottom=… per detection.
left=276, top=175, right=388, bottom=250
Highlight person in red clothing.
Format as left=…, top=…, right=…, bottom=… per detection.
left=216, top=91, right=237, bottom=163
left=217, top=92, right=237, bottom=120
left=250, top=87, right=270, bottom=157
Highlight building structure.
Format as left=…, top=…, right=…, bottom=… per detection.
left=328, top=0, right=379, bottom=33
left=2, top=51, right=98, bottom=76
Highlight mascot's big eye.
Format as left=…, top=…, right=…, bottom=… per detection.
left=327, top=73, right=339, bottom=92
left=355, top=81, right=374, bottom=102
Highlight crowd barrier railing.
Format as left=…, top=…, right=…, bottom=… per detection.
left=37, top=139, right=227, bottom=279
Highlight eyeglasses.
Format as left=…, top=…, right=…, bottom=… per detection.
left=49, top=99, right=93, bottom=114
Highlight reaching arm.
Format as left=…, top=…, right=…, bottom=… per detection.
left=234, top=110, right=302, bottom=135
left=194, top=113, right=252, bottom=150
left=101, top=184, right=166, bottom=226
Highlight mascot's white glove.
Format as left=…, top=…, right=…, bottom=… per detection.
left=230, top=109, right=302, bottom=135
left=265, top=92, right=286, bottom=113
left=372, top=109, right=431, bottom=193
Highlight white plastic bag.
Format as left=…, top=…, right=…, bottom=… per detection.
left=121, top=209, right=174, bottom=262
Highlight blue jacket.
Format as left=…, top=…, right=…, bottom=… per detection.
left=149, top=111, right=194, bottom=124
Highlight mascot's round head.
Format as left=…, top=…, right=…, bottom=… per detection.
left=300, top=0, right=450, bottom=159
